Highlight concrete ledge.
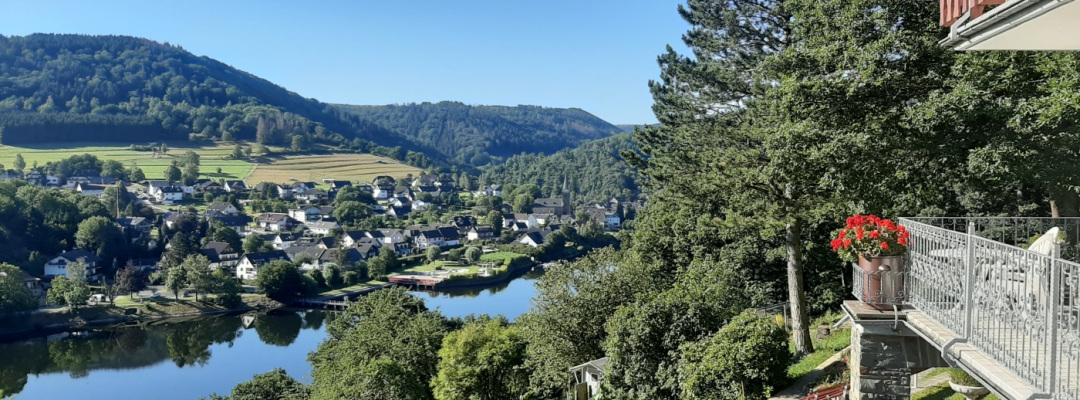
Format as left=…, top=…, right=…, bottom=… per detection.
left=905, top=312, right=1039, bottom=400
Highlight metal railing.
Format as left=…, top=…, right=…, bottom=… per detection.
left=852, top=263, right=907, bottom=306
left=899, top=217, right=1080, bottom=400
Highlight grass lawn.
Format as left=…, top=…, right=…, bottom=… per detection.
left=245, top=153, right=420, bottom=184
left=0, top=141, right=256, bottom=180
left=398, top=261, right=480, bottom=275
left=913, top=382, right=1000, bottom=400
left=0, top=142, right=418, bottom=185
left=787, top=310, right=852, bottom=381
left=479, top=252, right=529, bottom=263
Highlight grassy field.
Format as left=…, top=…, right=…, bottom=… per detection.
left=246, top=153, right=420, bottom=184
left=0, top=141, right=255, bottom=180
left=0, top=142, right=420, bottom=184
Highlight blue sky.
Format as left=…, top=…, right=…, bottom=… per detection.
left=0, top=1, right=691, bottom=124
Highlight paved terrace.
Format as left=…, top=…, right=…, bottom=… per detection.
left=847, top=217, right=1079, bottom=400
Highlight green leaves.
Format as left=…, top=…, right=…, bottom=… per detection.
left=308, top=287, right=446, bottom=400
left=431, top=319, right=528, bottom=400
left=0, top=263, right=36, bottom=314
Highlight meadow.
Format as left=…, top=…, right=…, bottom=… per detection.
left=245, top=153, right=421, bottom=184
left=0, top=142, right=420, bottom=184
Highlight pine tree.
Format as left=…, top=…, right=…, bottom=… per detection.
left=13, top=153, right=25, bottom=173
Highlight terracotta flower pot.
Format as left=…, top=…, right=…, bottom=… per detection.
left=949, top=381, right=989, bottom=400
left=857, top=255, right=904, bottom=307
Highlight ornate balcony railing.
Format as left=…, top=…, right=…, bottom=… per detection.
left=851, top=263, right=907, bottom=306
left=941, top=0, right=1007, bottom=27
left=898, top=217, right=1080, bottom=400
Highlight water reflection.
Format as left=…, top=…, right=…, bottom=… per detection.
left=0, top=310, right=321, bottom=398
left=0, top=270, right=543, bottom=400
left=414, top=269, right=542, bottom=321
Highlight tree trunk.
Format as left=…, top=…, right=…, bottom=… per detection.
left=786, top=219, right=814, bottom=357
left=1049, top=185, right=1080, bottom=217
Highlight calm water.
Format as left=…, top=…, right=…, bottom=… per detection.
left=0, top=271, right=541, bottom=400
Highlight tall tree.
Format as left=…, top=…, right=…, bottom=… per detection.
left=75, top=216, right=125, bottom=266
left=0, top=263, right=37, bottom=314
left=165, top=162, right=181, bottom=183
left=181, top=254, right=212, bottom=301
left=431, top=318, right=529, bottom=400
left=13, top=154, right=25, bottom=173
left=632, top=0, right=825, bottom=355
left=115, top=265, right=147, bottom=298
left=255, top=260, right=306, bottom=303
left=308, top=287, right=446, bottom=400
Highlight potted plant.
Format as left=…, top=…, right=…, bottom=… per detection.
left=831, top=215, right=910, bottom=306
left=948, top=369, right=989, bottom=400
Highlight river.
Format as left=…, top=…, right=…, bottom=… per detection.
left=0, top=271, right=542, bottom=400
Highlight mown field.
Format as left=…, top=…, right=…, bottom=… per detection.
left=0, top=142, right=420, bottom=184
left=245, top=153, right=420, bottom=184
left=0, top=142, right=255, bottom=180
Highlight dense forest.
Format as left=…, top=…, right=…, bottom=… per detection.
left=481, top=133, right=641, bottom=203
left=0, top=34, right=429, bottom=160
left=333, top=101, right=622, bottom=166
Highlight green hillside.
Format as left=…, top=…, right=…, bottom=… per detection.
left=481, top=133, right=641, bottom=204
left=0, top=34, right=431, bottom=164
left=334, top=101, right=622, bottom=165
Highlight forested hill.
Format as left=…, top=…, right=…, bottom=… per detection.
left=481, top=132, right=641, bottom=204
left=333, top=101, right=622, bottom=165
left=0, top=34, right=425, bottom=158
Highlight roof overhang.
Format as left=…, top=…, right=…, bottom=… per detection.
left=941, top=0, right=1080, bottom=50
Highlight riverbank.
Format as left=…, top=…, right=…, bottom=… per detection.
left=0, top=294, right=279, bottom=341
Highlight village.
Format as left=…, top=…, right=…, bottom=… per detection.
left=4, top=164, right=637, bottom=306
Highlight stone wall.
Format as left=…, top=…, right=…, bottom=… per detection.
left=850, top=322, right=949, bottom=400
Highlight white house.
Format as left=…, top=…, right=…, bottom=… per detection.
left=201, top=242, right=241, bottom=270
left=570, top=357, right=609, bottom=400
left=340, top=231, right=369, bottom=248
left=518, top=230, right=553, bottom=248
left=474, top=184, right=502, bottom=197
left=305, top=219, right=340, bottom=236
left=206, top=202, right=240, bottom=216
left=415, top=226, right=462, bottom=249
left=44, top=249, right=102, bottom=280
left=288, top=206, right=322, bottom=223
left=372, top=185, right=394, bottom=200
left=272, top=232, right=302, bottom=250
left=604, top=213, right=622, bottom=230
left=467, top=226, right=496, bottom=241
left=76, top=183, right=106, bottom=197
left=257, top=213, right=292, bottom=232
left=366, top=229, right=405, bottom=245
left=235, top=250, right=289, bottom=281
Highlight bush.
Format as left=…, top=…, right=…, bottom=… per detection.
left=949, top=369, right=982, bottom=387
left=148, top=271, right=165, bottom=285
left=678, top=310, right=791, bottom=400
left=448, top=248, right=464, bottom=261
left=324, top=265, right=344, bottom=287
left=343, top=271, right=361, bottom=286
left=310, top=269, right=327, bottom=288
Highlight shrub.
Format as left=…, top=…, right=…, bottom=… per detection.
left=343, top=271, right=361, bottom=286
left=678, top=310, right=791, bottom=400
left=309, top=269, right=327, bottom=288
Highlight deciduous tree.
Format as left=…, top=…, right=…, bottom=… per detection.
left=0, top=263, right=37, bottom=314
left=308, top=287, right=446, bottom=400
left=256, top=261, right=306, bottom=303
left=432, top=318, right=529, bottom=400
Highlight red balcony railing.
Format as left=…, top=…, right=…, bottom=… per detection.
left=941, top=0, right=1007, bottom=26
